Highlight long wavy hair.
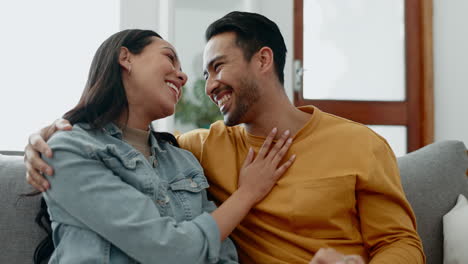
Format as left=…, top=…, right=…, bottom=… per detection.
left=33, top=29, right=179, bottom=263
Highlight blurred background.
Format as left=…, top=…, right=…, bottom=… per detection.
left=1, top=0, right=466, bottom=158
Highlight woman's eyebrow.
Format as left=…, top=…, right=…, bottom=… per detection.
left=162, top=47, right=179, bottom=61
left=162, top=46, right=183, bottom=71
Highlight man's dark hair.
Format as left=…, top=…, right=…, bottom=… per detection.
left=205, top=11, right=287, bottom=84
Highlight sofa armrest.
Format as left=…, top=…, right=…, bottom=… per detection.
left=398, top=140, right=468, bottom=264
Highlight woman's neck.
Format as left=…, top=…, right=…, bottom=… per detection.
left=116, top=111, right=151, bottom=131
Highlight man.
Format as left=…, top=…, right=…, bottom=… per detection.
left=25, top=12, right=424, bottom=263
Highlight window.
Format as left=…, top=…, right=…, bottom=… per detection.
left=294, top=0, right=433, bottom=156
left=0, top=1, right=120, bottom=150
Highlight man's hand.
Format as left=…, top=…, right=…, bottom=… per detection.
left=24, top=118, right=72, bottom=192
left=309, top=248, right=365, bottom=264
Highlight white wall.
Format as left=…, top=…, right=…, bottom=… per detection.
left=433, top=0, right=468, bottom=145
left=120, top=0, right=159, bottom=30
left=0, top=1, right=120, bottom=151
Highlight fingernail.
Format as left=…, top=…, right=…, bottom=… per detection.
left=291, top=154, right=296, bottom=159
left=42, top=183, right=49, bottom=190
left=284, top=130, right=290, bottom=136
left=287, top=138, right=293, bottom=144
left=272, top=127, right=277, bottom=133
left=46, top=150, right=52, bottom=158
left=46, top=168, right=53, bottom=176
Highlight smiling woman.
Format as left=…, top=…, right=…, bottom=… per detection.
left=117, top=36, right=187, bottom=128
left=0, top=0, right=119, bottom=150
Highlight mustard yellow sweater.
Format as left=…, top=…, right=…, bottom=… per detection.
left=178, top=106, right=424, bottom=264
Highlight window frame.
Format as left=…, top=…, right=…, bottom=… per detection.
left=293, top=0, right=434, bottom=152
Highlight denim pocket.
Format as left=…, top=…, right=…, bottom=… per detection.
left=98, top=144, right=142, bottom=170
left=169, top=170, right=209, bottom=220
left=170, top=177, right=209, bottom=192
left=94, top=144, right=157, bottom=198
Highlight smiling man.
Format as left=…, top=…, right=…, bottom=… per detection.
left=25, top=11, right=424, bottom=264
left=177, top=12, right=425, bottom=263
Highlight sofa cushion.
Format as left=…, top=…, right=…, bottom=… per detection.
left=443, top=194, right=468, bottom=264
left=0, top=154, right=47, bottom=263
left=398, top=140, right=468, bottom=264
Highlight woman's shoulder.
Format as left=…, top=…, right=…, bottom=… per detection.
left=47, top=123, right=103, bottom=150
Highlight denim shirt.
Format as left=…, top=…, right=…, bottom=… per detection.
left=42, top=123, right=238, bottom=264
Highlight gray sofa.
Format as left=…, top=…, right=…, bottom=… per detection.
left=1, top=140, right=467, bottom=264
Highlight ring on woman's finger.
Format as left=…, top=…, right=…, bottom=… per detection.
left=342, top=256, right=360, bottom=264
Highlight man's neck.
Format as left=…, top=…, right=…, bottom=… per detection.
left=243, top=93, right=311, bottom=139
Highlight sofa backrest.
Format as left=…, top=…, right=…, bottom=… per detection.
left=1, top=141, right=467, bottom=263
left=397, top=140, right=468, bottom=264
left=0, top=153, right=47, bottom=264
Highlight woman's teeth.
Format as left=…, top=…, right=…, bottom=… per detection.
left=217, top=94, right=231, bottom=107
left=166, top=82, right=179, bottom=97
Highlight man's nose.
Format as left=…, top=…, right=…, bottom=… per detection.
left=205, top=77, right=220, bottom=97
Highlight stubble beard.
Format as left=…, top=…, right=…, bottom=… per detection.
left=224, top=77, right=260, bottom=127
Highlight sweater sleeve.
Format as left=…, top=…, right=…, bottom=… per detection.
left=357, top=138, right=425, bottom=264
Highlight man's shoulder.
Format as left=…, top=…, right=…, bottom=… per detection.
left=176, top=121, right=239, bottom=160
left=319, top=110, right=389, bottom=146
left=177, top=121, right=235, bottom=146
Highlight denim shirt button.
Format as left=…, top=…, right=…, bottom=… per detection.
left=190, top=181, right=198, bottom=188
left=157, top=195, right=169, bottom=205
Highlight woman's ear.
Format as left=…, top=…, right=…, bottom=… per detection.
left=119, top=47, right=132, bottom=73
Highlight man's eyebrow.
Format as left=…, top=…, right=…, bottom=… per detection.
left=203, top=55, right=226, bottom=77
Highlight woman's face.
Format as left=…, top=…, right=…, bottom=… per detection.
left=122, top=37, right=187, bottom=122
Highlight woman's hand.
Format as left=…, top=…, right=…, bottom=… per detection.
left=24, top=118, right=72, bottom=191
left=211, top=127, right=296, bottom=241
left=309, top=248, right=365, bottom=264
left=238, top=127, right=296, bottom=204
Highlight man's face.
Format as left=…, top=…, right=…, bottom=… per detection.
left=203, top=32, right=260, bottom=126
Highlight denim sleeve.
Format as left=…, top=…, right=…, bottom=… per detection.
left=201, top=191, right=239, bottom=263
left=43, top=132, right=223, bottom=264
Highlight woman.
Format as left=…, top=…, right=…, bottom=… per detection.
left=35, top=29, right=295, bottom=263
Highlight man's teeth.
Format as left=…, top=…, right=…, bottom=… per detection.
left=217, top=94, right=231, bottom=106
left=166, top=82, right=179, bottom=96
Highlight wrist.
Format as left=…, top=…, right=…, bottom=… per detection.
left=234, top=187, right=259, bottom=207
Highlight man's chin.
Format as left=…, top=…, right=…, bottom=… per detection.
left=223, top=114, right=240, bottom=127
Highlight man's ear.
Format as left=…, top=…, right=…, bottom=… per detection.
left=255, top=47, right=274, bottom=74
left=119, top=47, right=132, bottom=73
